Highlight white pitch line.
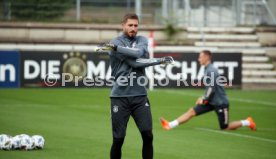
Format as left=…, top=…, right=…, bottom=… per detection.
left=234, top=107, right=276, bottom=110
left=196, top=127, right=276, bottom=144
left=163, top=90, right=276, bottom=107
left=257, top=128, right=276, bottom=132
left=229, top=97, right=276, bottom=107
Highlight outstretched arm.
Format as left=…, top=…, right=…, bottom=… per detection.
left=115, top=37, right=148, bottom=58
left=95, top=37, right=149, bottom=59
left=116, top=44, right=147, bottom=58
left=125, top=56, right=174, bottom=68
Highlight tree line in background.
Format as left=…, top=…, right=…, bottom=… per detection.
left=2, top=0, right=73, bottom=20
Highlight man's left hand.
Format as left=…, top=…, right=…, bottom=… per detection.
left=196, top=97, right=203, bottom=105
left=95, top=43, right=117, bottom=52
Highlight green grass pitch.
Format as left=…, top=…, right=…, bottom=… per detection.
left=0, top=88, right=276, bottom=159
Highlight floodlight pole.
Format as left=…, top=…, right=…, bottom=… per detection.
left=203, top=0, right=208, bottom=27
left=127, top=0, right=131, bottom=11
left=135, top=0, right=142, bottom=22
left=76, top=0, right=81, bottom=21
left=162, top=0, right=168, bottom=24
left=253, top=0, right=257, bottom=27
left=184, top=0, right=191, bottom=26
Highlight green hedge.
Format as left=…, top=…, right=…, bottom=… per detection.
left=11, top=0, right=72, bottom=20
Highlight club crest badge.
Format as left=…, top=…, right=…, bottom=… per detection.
left=113, top=105, right=119, bottom=113
left=62, top=52, right=87, bottom=83
left=132, top=42, right=136, bottom=48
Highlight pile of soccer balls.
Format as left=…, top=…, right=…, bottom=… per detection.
left=0, top=134, right=45, bottom=151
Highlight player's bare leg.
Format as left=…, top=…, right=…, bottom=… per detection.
left=176, top=108, right=196, bottom=124
left=224, top=121, right=242, bottom=130
left=225, top=117, right=256, bottom=131
left=160, top=108, right=196, bottom=130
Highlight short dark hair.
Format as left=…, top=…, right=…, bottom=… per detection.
left=122, top=13, right=139, bottom=24
left=201, top=50, right=212, bottom=60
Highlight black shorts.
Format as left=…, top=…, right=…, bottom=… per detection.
left=110, top=96, right=152, bottom=138
left=193, top=104, right=229, bottom=129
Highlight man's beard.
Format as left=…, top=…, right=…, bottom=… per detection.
left=124, top=31, right=137, bottom=38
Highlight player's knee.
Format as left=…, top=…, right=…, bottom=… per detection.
left=188, top=108, right=196, bottom=117
left=110, top=137, right=124, bottom=159
left=141, top=130, right=153, bottom=143
left=220, top=124, right=229, bottom=130
left=112, top=137, right=125, bottom=147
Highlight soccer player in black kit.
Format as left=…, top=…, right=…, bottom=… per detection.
left=95, top=13, right=174, bottom=159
